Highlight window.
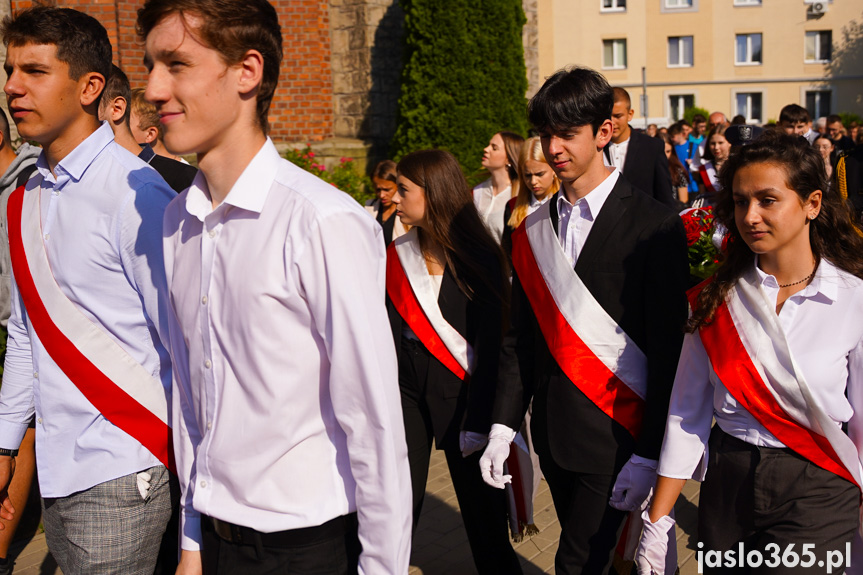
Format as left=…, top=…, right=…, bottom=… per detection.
left=735, top=33, right=762, bottom=65
left=602, top=39, right=627, bottom=70
left=668, top=94, right=694, bottom=121
left=806, top=90, right=831, bottom=119
left=734, top=0, right=761, bottom=5
left=804, top=31, right=831, bottom=63
left=736, top=92, right=763, bottom=123
left=665, top=0, right=693, bottom=7
left=601, top=0, right=626, bottom=11
left=668, top=36, right=693, bottom=67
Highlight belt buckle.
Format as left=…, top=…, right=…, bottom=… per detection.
left=212, top=518, right=243, bottom=543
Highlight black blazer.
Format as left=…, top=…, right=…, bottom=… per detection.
left=493, top=177, right=689, bottom=475
left=387, top=259, right=506, bottom=449
left=606, top=128, right=675, bottom=208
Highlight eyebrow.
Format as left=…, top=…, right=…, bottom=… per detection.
left=143, top=47, right=192, bottom=68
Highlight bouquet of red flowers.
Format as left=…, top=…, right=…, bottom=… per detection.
left=680, top=207, right=726, bottom=279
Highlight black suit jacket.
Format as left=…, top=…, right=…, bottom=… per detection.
left=606, top=128, right=675, bottom=208
left=493, top=177, right=689, bottom=475
left=387, top=259, right=506, bottom=448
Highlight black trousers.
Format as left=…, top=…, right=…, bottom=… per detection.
left=399, top=337, right=522, bottom=575
left=699, top=427, right=859, bottom=575
left=531, top=408, right=627, bottom=575
left=200, top=514, right=360, bottom=575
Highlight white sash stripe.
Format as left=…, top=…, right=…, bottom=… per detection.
left=523, top=202, right=647, bottom=399
left=727, top=269, right=863, bottom=487
left=393, top=230, right=474, bottom=375
left=21, top=184, right=168, bottom=425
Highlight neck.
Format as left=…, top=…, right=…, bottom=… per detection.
left=381, top=202, right=397, bottom=218
left=197, top=127, right=267, bottom=208
left=562, top=156, right=612, bottom=203
left=151, top=139, right=180, bottom=161
left=113, top=124, right=143, bottom=157
left=489, top=168, right=511, bottom=196
left=0, top=147, right=17, bottom=178
left=44, top=116, right=102, bottom=174
left=611, top=127, right=631, bottom=145
left=757, top=244, right=816, bottom=287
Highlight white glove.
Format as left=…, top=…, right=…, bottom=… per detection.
left=635, top=509, right=676, bottom=575
left=479, top=424, right=516, bottom=489
left=460, top=431, right=488, bottom=457
left=136, top=471, right=152, bottom=500
left=609, top=454, right=658, bottom=511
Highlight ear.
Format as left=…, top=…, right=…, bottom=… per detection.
left=807, top=189, right=823, bottom=219
left=107, top=96, right=127, bottom=123
left=627, top=108, right=635, bottom=122
left=144, top=126, right=159, bottom=144
left=236, top=49, right=264, bottom=97
left=595, top=119, right=614, bottom=149
left=80, top=72, right=106, bottom=108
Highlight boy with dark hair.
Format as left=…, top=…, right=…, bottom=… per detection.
left=137, top=1, right=412, bottom=573
left=480, top=66, right=689, bottom=574
left=779, top=104, right=819, bottom=144
left=826, top=114, right=855, bottom=152
left=99, top=64, right=197, bottom=193
left=0, top=6, right=176, bottom=575
left=604, top=86, right=674, bottom=207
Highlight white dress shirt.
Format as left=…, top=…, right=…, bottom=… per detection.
left=556, top=170, right=619, bottom=266
left=163, top=139, right=412, bottom=572
left=604, top=139, right=630, bottom=172
left=658, top=259, right=863, bottom=480
left=0, top=122, right=175, bottom=497
left=473, top=178, right=511, bottom=242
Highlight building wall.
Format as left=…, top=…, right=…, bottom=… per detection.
left=538, top=0, right=863, bottom=126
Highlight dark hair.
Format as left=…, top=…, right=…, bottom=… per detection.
left=658, top=132, right=686, bottom=182
left=692, top=114, right=706, bottom=125
left=731, top=114, right=746, bottom=125
left=102, top=65, right=132, bottom=125
left=688, top=132, right=863, bottom=331
left=826, top=114, right=843, bottom=126
left=612, top=87, right=631, bottom=110
left=372, top=159, right=397, bottom=183
left=498, top=131, right=525, bottom=183
left=528, top=66, right=614, bottom=135
left=668, top=123, right=685, bottom=138
left=0, top=108, right=10, bottom=147
left=1, top=6, right=111, bottom=84
left=779, top=104, right=810, bottom=125
left=397, top=149, right=509, bottom=315
left=137, top=0, right=283, bottom=133
left=702, top=124, right=730, bottom=164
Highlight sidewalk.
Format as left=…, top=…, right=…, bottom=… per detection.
left=12, top=448, right=701, bottom=575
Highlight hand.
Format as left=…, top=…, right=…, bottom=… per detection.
left=175, top=549, right=202, bottom=575
left=0, top=456, right=16, bottom=525
left=479, top=424, right=516, bottom=489
left=635, top=509, right=675, bottom=575
left=459, top=431, right=488, bottom=458
left=609, top=455, right=657, bottom=511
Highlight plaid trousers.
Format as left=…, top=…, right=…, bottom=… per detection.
left=41, top=465, right=172, bottom=575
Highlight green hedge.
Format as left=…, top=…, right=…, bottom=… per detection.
left=390, top=0, right=529, bottom=180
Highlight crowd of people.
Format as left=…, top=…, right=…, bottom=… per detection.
left=0, top=2, right=859, bottom=575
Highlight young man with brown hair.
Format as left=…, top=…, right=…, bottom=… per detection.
left=137, top=1, right=411, bottom=573
left=0, top=6, right=176, bottom=574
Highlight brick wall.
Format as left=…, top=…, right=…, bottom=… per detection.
left=9, top=0, right=336, bottom=144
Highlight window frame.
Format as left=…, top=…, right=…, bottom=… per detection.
left=667, top=36, right=694, bottom=68
left=734, top=91, right=764, bottom=124
left=664, top=0, right=693, bottom=8
left=733, top=0, right=761, bottom=5
left=805, top=90, right=832, bottom=119
left=735, top=33, right=763, bottom=66
left=601, top=0, right=627, bottom=12
left=666, top=93, right=695, bottom=122
left=804, top=30, right=832, bottom=63
left=602, top=39, right=628, bottom=70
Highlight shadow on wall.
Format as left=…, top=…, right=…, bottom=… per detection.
left=366, top=0, right=405, bottom=166
left=824, top=14, right=863, bottom=108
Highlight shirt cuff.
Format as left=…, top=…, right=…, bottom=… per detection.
left=180, top=508, right=202, bottom=552
left=0, top=418, right=30, bottom=451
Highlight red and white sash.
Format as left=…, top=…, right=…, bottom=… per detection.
left=386, top=230, right=474, bottom=379
left=511, top=202, right=647, bottom=438
left=699, top=162, right=720, bottom=195
left=7, top=183, right=175, bottom=472
left=693, top=272, right=863, bottom=489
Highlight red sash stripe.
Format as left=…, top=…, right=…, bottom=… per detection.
left=511, top=225, right=644, bottom=439
left=7, top=186, right=175, bottom=473
left=699, top=165, right=717, bottom=195
left=691, top=286, right=856, bottom=486
left=385, top=243, right=467, bottom=380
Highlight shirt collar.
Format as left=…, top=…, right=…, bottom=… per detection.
left=753, top=255, right=839, bottom=303
left=556, top=169, right=620, bottom=220
left=185, top=138, right=280, bottom=221
left=36, top=122, right=114, bottom=187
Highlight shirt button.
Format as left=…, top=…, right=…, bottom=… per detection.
left=43, top=234, right=49, bottom=241
left=204, top=360, right=211, bottom=369
left=200, top=480, right=207, bottom=488
left=201, top=296, right=208, bottom=305
left=207, top=421, right=212, bottom=430
left=33, top=372, right=38, bottom=378
left=208, top=230, right=216, bottom=238
left=37, top=418, right=42, bottom=424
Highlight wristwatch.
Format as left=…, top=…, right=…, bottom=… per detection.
left=0, top=449, right=18, bottom=457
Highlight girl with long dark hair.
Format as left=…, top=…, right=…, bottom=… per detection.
left=386, top=149, right=522, bottom=574
left=636, top=132, right=863, bottom=574
left=365, top=159, right=407, bottom=245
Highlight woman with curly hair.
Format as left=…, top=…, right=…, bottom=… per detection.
left=636, top=132, right=863, bottom=574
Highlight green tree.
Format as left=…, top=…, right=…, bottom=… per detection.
left=391, top=0, right=529, bottom=180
